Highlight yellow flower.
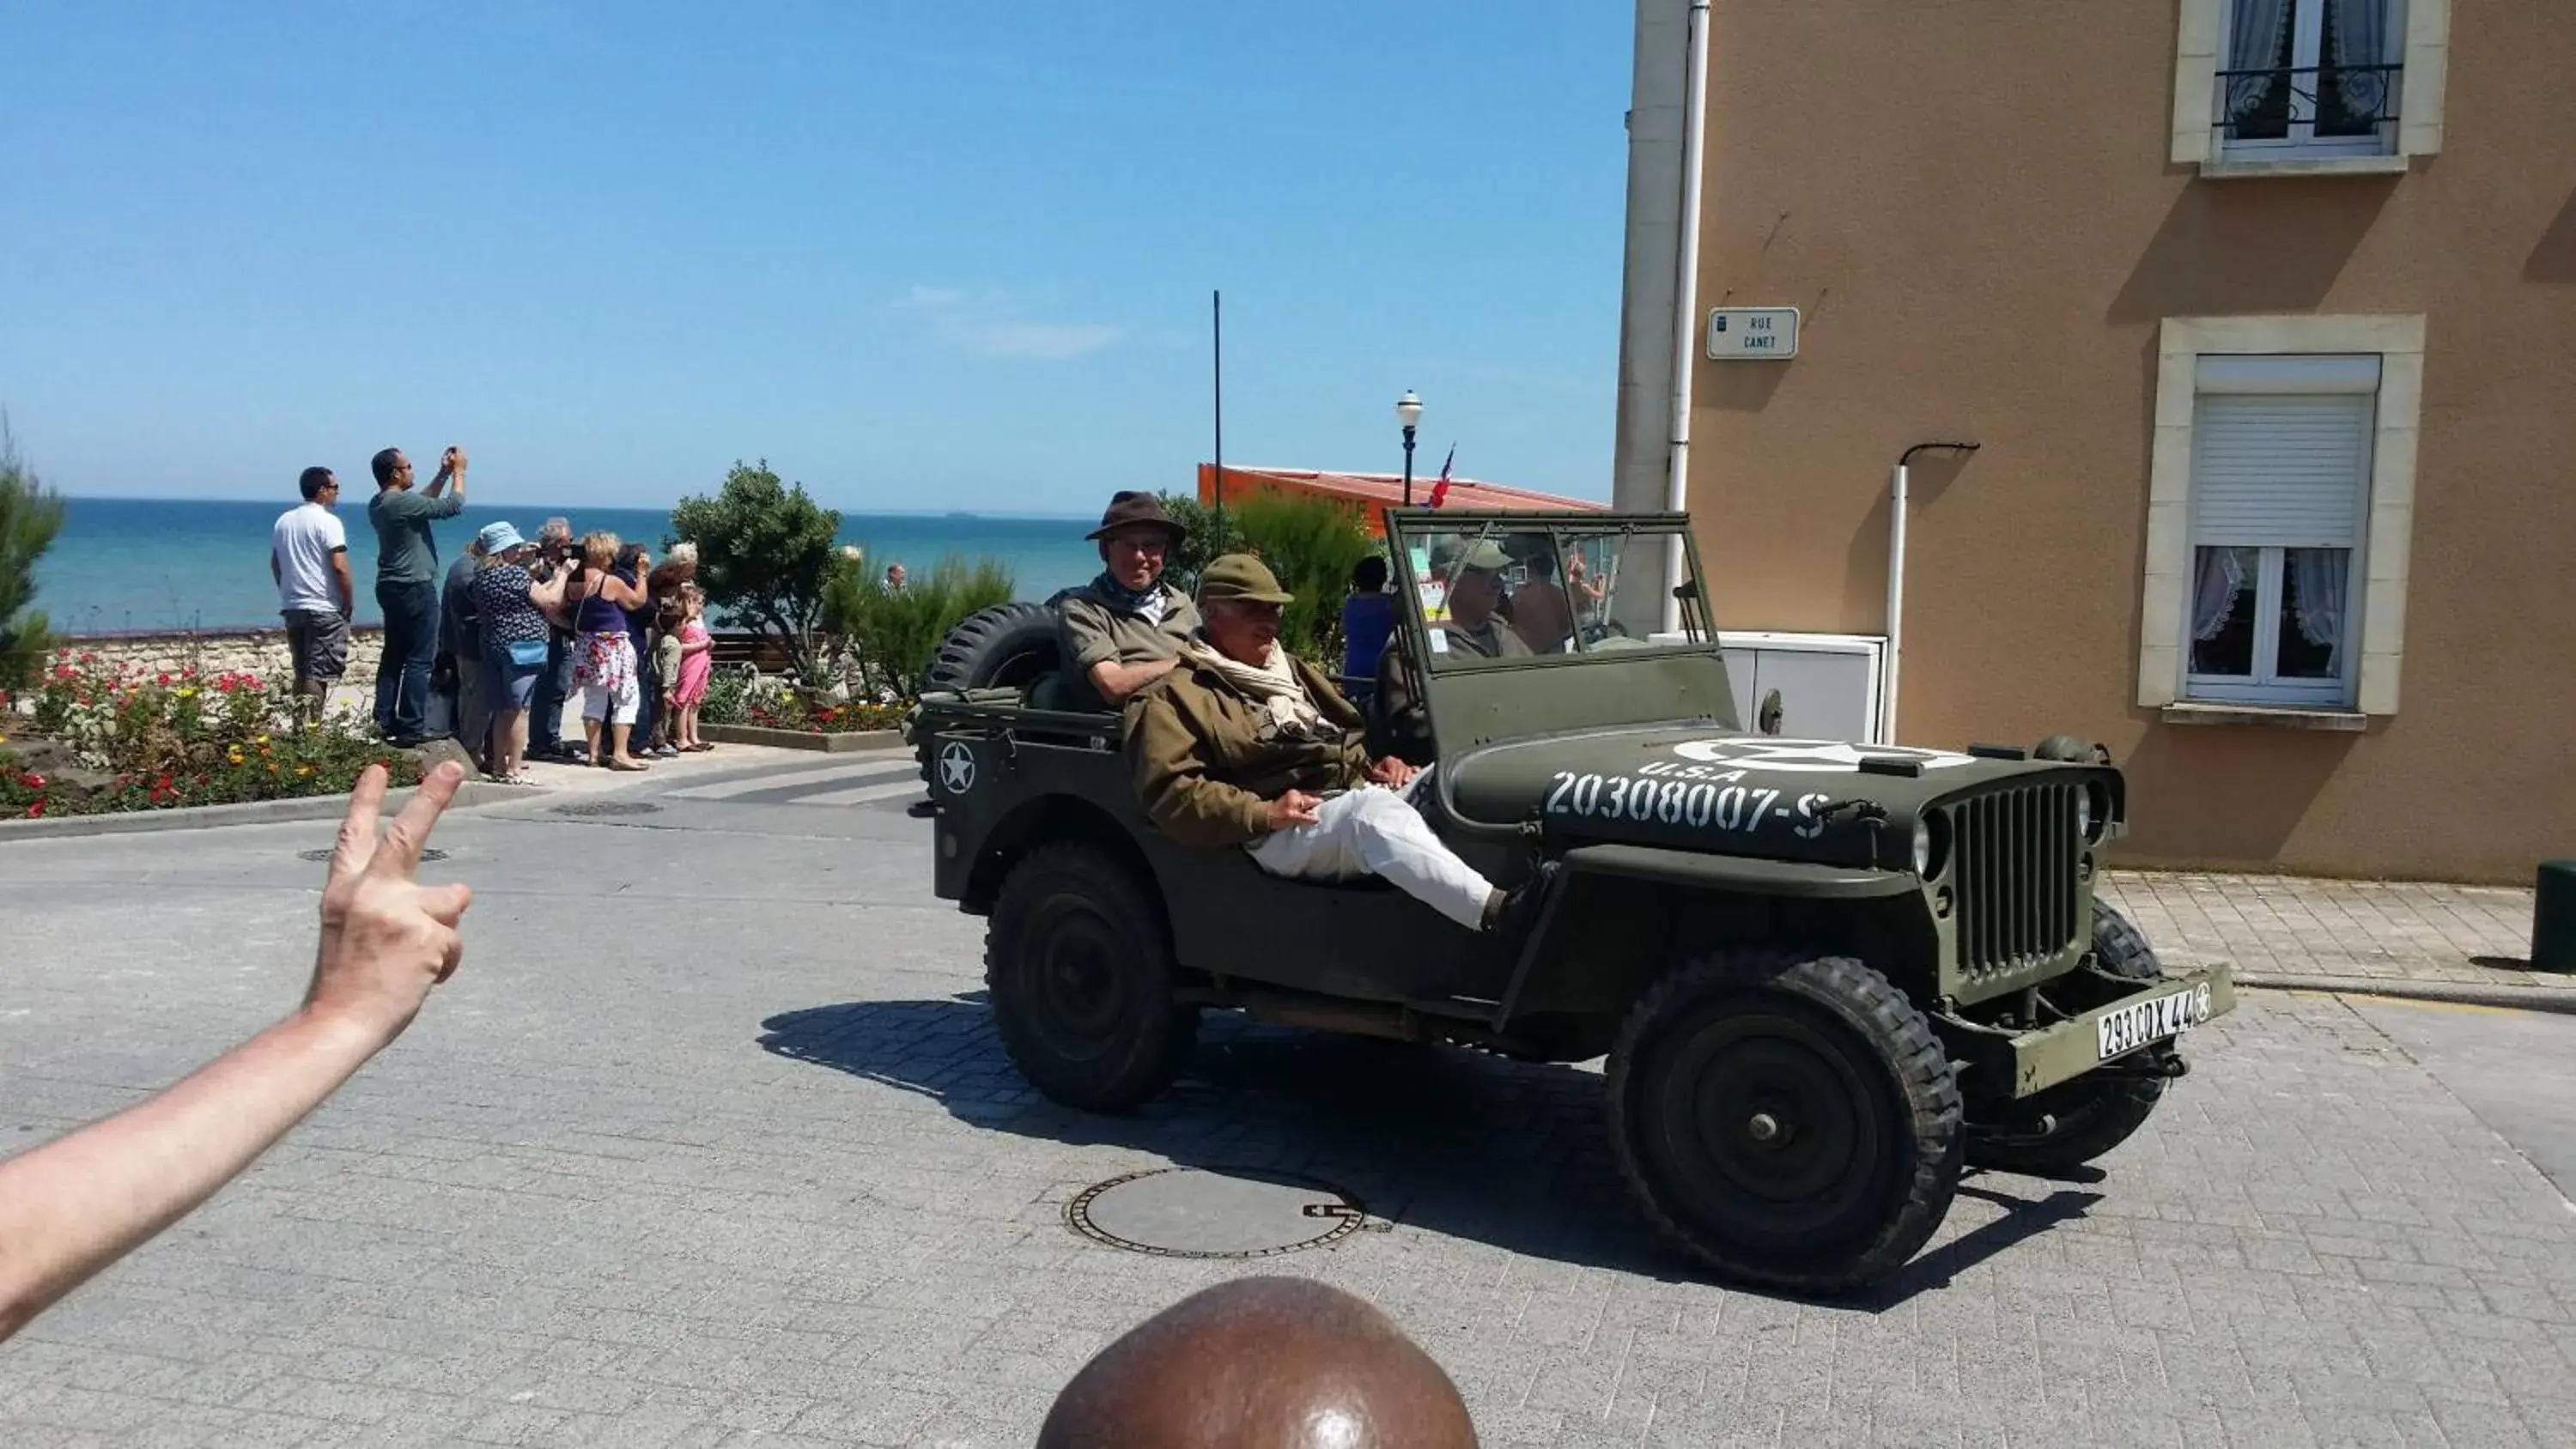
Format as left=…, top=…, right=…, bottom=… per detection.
left=176, top=687, right=197, bottom=699
left=295, top=765, right=314, bottom=778
left=226, top=752, right=245, bottom=766
left=255, top=734, right=269, bottom=744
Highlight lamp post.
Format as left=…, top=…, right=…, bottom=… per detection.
left=1396, top=390, right=1424, bottom=505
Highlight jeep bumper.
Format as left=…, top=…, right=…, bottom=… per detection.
left=1990, top=964, right=2238, bottom=1099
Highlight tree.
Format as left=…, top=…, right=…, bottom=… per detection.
left=0, top=420, right=64, bottom=693
left=668, top=460, right=842, bottom=682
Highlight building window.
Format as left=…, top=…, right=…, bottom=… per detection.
left=2183, top=358, right=2376, bottom=706
left=2217, top=0, right=2400, bottom=157
left=2170, top=0, right=2447, bottom=173
left=2136, top=317, right=2424, bottom=719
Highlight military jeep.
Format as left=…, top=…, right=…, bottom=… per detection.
left=906, top=508, right=2233, bottom=1294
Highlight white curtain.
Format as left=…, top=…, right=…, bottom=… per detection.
left=2330, top=0, right=2390, bottom=67
left=2226, top=0, right=2294, bottom=116
left=2290, top=548, right=2349, bottom=670
left=2192, top=547, right=2249, bottom=642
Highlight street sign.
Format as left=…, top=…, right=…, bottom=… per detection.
left=1706, top=306, right=1799, bottom=361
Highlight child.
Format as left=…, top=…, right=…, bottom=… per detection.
left=672, top=585, right=716, bottom=751
left=652, top=595, right=686, bottom=755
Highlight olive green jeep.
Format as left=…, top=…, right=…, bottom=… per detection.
left=905, top=508, right=2233, bottom=1294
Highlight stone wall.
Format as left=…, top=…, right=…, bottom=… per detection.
left=61, top=627, right=387, bottom=687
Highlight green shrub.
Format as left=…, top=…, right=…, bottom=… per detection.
left=0, top=421, right=64, bottom=694
left=1229, top=490, right=1380, bottom=665
left=824, top=553, right=1017, bottom=698
left=1155, top=492, right=1247, bottom=599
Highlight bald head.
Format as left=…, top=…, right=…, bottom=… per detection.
left=1039, top=1276, right=1476, bottom=1449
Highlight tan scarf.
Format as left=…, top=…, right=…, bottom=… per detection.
left=1182, top=639, right=1332, bottom=739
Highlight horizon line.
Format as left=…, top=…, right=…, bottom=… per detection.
left=51, top=493, right=1096, bottom=520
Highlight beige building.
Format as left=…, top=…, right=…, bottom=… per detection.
left=1610, top=0, right=2576, bottom=884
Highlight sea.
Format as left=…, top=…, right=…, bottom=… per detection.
left=34, top=497, right=1108, bottom=634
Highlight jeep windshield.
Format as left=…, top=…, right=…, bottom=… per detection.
left=1388, top=511, right=1712, bottom=672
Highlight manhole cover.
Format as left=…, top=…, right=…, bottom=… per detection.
left=548, top=800, right=664, bottom=817
left=298, top=846, right=447, bottom=862
left=1067, top=1168, right=1370, bottom=1259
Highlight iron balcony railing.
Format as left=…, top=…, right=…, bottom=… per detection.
left=2215, top=62, right=2402, bottom=142
left=1951, top=783, right=2086, bottom=987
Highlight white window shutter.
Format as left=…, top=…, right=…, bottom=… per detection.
left=2188, top=393, right=2373, bottom=548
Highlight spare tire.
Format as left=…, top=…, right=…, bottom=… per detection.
left=921, top=601, right=1064, bottom=694
left=913, top=602, right=1066, bottom=785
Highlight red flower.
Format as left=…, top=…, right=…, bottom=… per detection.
left=157, top=672, right=172, bottom=686
left=24, top=799, right=45, bottom=819
left=21, top=773, right=43, bottom=789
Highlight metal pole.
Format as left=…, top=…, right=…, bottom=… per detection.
left=1212, top=290, right=1224, bottom=516
left=1402, top=427, right=1417, bottom=506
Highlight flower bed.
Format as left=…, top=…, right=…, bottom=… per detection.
left=698, top=664, right=906, bottom=736
left=0, top=652, right=420, bottom=820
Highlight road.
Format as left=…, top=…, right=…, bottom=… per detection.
left=2, top=753, right=2572, bottom=1447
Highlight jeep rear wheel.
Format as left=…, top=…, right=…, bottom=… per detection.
left=1607, top=951, right=1962, bottom=1294
left=985, top=843, right=1196, bottom=1112
left=1967, top=902, right=2172, bottom=1176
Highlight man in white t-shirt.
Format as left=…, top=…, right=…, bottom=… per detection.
left=270, top=466, right=355, bottom=706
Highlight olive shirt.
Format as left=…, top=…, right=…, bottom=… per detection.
left=1056, top=578, right=1201, bottom=676
left=1123, top=649, right=1373, bottom=851
left=368, top=487, right=466, bottom=586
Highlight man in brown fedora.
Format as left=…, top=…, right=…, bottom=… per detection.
left=1124, top=553, right=1552, bottom=937
left=1056, top=490, right=1201, bottom=710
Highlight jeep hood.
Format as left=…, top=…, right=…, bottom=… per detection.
left=1440, top=725, right=2087, bottom=867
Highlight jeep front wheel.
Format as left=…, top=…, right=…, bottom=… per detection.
left=985, top=842, right=1197, bottom=1112
left=1966, top=901, right=2172, bottom=1176
left=1607, top=951, right=1962, bottom=1294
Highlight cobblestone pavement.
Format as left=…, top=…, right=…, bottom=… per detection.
left=2102, top=870, right=2564, bottom=997
left=3, top=791, right=2574, bottom=1446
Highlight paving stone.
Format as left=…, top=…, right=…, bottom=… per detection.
left=3, top=802, right=2573, bottom=1446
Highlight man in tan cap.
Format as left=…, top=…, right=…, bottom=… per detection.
left=1124, top=553, right=1552, bottom=935
left=1056, top=490, right=1202, bottom=710
left=1036, top=1276, right=1479, bottom=1447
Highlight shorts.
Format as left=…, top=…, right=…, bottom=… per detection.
left=483, top=644, right=541, bottom=710
left=574, top=629, right=641, bottom=726
left=282, top=608, right=350, bottom=684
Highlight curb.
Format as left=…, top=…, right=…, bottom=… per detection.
left=2235, top=972, right=2576, bottom=1015
left=697, top=724, right=905, bottom=754
left=0, top=780, right=518, bottom=842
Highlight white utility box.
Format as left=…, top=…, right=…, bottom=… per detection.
left=1650, top=630, right=1887, bottom=743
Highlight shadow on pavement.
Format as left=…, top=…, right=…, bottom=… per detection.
left=758, top=991, right=2099, bottom=1311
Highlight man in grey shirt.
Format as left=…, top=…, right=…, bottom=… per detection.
left=367, top=446, right=465, bottom=746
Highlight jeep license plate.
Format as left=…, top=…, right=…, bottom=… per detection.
left=2095, top=984, right=2214, bottom=1061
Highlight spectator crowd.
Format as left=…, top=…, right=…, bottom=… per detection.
left=268, top=445, right=719, bottom=782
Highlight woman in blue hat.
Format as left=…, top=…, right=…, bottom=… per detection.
left=466, top=521, right=567, bottom=783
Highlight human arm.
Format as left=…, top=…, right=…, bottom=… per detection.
left=598, top=568, right=649, bottom=609
left=1059, top=597, right=1178, bottom=706
left=679, top=628, right=712, bottom=657
left=0, top=763, right=473, bottom=1343
left=423, top=447, right=464, bottom=500
left=1123, top=690, right=1284, bottom=849
left=331, top=551, right=355, bottom=617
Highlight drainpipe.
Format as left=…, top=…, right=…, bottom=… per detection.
left=1662, top=0, right=1712, bottom=638
left=1882, top=440, right=1979, bottom=745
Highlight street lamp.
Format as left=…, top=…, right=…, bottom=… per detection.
left=1395, top=390, right=1424, bottom=505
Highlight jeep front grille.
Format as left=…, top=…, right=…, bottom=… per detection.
left=1951, top=783, right=2085, bottom=985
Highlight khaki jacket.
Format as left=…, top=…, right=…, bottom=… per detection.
left=1123, top=648, right=1372, bottom=850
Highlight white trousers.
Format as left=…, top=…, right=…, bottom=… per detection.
left=1245, top=781, right=1498, bottom=930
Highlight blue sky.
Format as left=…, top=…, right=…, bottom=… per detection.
left=0, top=3, right=1632, bottom=512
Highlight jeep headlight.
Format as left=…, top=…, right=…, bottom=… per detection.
left=1912, top=818, right=1935, bottom=876
left=2075, top=791, right=2091, bottom=840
